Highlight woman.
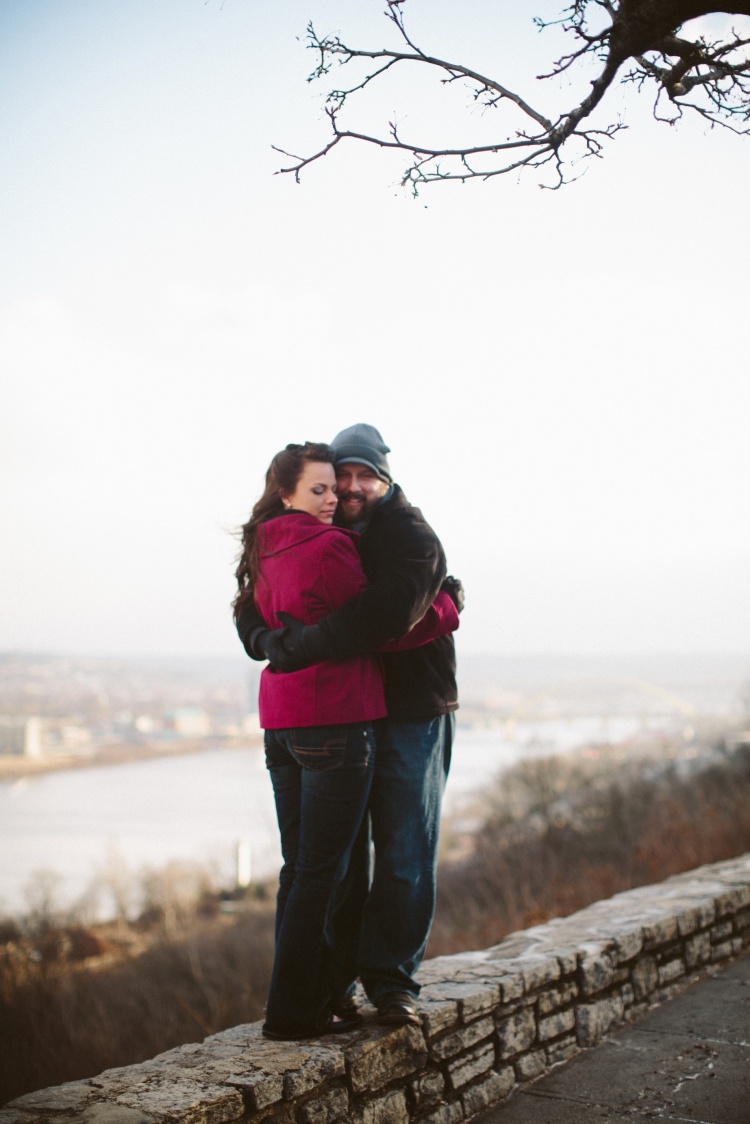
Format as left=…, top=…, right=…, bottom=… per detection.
left=234, top=442, right=457, bottom=1039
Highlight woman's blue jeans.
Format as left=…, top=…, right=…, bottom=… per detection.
left=263, top=722, right=376, bottom=1036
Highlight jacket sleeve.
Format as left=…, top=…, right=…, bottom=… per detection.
left=315, top=505, right=448, bottom=658
left=376, top=589, right=459, bottom=653
left=235, top=595, right=270, bottom=661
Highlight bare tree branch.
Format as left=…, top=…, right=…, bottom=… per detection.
left=276, top=1, right=750, bottom=190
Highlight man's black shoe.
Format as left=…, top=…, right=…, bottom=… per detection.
left=375, top=991, right=422, bottom=1027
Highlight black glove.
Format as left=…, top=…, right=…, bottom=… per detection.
left=236, top=598, right=332, bottom=670
left=277, top=612, right=337, bottom=663
left=441, top=575, right=465, bottom=613
left=253, top=626, right=307, bottom=673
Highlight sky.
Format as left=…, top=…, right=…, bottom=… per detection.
left=1, top=0, right=749, bottom=659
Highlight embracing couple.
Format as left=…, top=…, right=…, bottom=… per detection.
left=233, top=423, right=461, bottom=1040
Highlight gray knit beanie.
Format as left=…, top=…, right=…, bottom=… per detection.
left=330, top=423, right=392, bottom=483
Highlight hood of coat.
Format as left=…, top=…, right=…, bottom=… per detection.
left=258, top=512, right=358, bottom=558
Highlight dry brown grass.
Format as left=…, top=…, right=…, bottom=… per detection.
left=428, top=741, right=750, bottom=956
left=0, top=900, right=274, bottom=1106
left=3, top=739, right=749, bottom=1107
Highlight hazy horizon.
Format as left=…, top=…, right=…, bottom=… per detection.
left=3, top=648, right=748, bottom=679
left=2, top=2, right=749, bottom=660
left=2, top=646, right=749, bottom=659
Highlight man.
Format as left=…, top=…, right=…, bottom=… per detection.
left=238, top=423, right=460, bottom=1026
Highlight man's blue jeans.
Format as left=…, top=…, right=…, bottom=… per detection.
left=356, top=713, right=454, bottom=1001
left=263, top=722, right=376, bottom=1036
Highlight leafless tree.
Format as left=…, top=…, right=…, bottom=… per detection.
left=275, top=1, right=750, bottom=190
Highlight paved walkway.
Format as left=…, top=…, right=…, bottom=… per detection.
left=475, top=948, right=750, bottom=1123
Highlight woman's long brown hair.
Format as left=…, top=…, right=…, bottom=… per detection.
left=232, top=442, right=334, bottom=621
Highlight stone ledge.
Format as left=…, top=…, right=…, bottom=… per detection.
left=3, top=853, right=750, bottom=1124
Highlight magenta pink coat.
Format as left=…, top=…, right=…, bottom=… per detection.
left=255, top=513, right=388, bottom=729
left=254, top=513, right=459, bottom=730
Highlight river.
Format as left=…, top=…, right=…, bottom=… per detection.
left=0, top=715, right=658, bottom=919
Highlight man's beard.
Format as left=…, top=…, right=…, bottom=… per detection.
left=336, top=491, right=371, bottom=526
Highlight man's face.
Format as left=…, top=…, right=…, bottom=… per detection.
left=335, top=462, right=389, bottom=524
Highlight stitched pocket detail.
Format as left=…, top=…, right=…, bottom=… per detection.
left=290, top=733, right=348, bottom=772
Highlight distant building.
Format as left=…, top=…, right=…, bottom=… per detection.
left=167, top=708, right=212, bottom=738
left=0, top=716, right=45, bottom=757
left=56, top=724, right=94, bottom=754
left=242, top=712, right=261, bottom=736
left=39, top=718, right=96, bottom=757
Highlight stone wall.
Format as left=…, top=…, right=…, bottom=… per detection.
left=3, top=853, right=750, bottom=1124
